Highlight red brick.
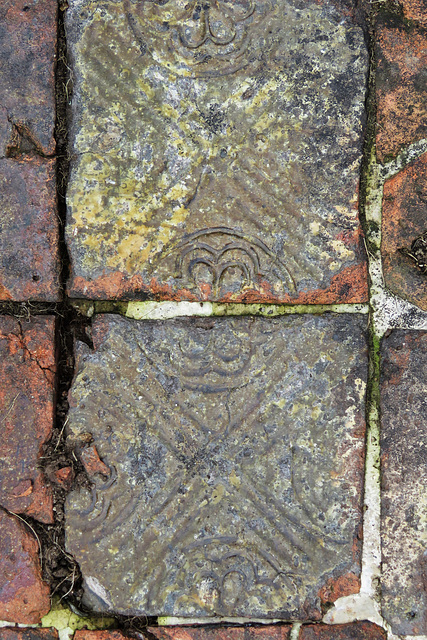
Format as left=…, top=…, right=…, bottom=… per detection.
left=0, top=315, right=56, bottom=524
left=0, top=0, right=57, bottom=157
left=0, top=631, right=57, bottom=640
left=381, top=153, right=427, bottom=310
left=148, top=628, right=292, bottom=640
left=0, top=158, right=60, bottom=301
left=74, top=633, right=131, bottom=640
left=0, top=508, right=51, bottom=624
left=402, top=0, right=427, bottom=27
left=381, top=331, right=427, bottom=634
left=376, top=14, right=427, bottom=162
left=299, top=623, right=386, bottom=640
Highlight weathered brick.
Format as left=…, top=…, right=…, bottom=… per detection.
left=74, top=633, right=136, bottom=640
left=376, top=12, right=427, bottom=163
left=65, top=314, right=367, bottom=618
left=0, top=632, right=57, bottom=640
left=381, top=153, right=427, bottom=311
left=65, top=0, right=368, bottom=303
left=380, top=330, right=427, bottom=635
left=149, top=627, right=292, bottom=640
left=299, top=623, right=386, bottom=640
left=0, top=315, right=56, bottom=524
left=0, top=158, right=60, bottom=301
left=401, top=0, right=427, bottom=28
left=0, top=0, right=57, bottom=158
left=0, top=509, right=51, bottom=624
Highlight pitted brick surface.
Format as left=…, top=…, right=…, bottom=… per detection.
left=0, top=509, right=51, bottom=624
left=0, top=315, right=56, bottom=524
left=381, top=330, right=427, bottom=635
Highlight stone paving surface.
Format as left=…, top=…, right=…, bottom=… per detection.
left=65, top=314, right=367, bottom=619
left=0, top=316, right=56, bottom=524
left=0, top=509, right=50, bottom=624
left=376, top=6, right=427, bottom=163
left=65, top=0, right=368, bottom=303
left=380, top=330, right=427, bottom=635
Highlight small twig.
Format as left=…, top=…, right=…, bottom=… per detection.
left=54, top=416, right=69, bottom=451
left=0, top=393, right=20, bottom=425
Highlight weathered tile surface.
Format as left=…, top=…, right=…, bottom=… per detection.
left=149, top=627, right=291, bottom=640
left=376, top=10, right=427, bottom=163
left=0, top=0, right=57, bottom=158
left=401, top=0, right=427, bottom=27
left=0, top=316, right=56, bottom=524
left=381, top=153, right=427, bottom=311
left=0, top=158, right=60, bottom=301
left=0, top=509, right=51, bottom=624
left=380, top=330, right=427, bottom=635
left=0, top=632, right=57, bottom=640
left=299, top=624, right=386, bottom=640
left=65, top=0, right=368, bottom=303
left=65, top=314, right=367, bottom=618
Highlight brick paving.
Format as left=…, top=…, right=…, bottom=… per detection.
left=382, top=153, right=427, bottom=310
left=0, top=509, right=50, bottom=624
left=0, top=0, right=426, bottom=636
left=380, top=331, right=427, bottom=635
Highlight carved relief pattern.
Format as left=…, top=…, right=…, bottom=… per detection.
left=65, top=315, right=366, bottom=617
left=124, top=0, right=267, bottom=76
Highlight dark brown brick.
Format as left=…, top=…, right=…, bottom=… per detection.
left=381, top=153, right=427, bottom=311
left=0, top=508, right=51, bottom=624
left=0, top=0, right=57, bottom=158
left=299, top=624, right=386, bottom=640
left=0, top=631, right=57, bottom=640
left=376, top=13, right=427, bottom=163
left=381, top=331, right=427, bottom=635
left=74, top=633, right=135, bottom=640
left=0, top=315, right=56, bottom=524
left=0, top=158, right=60, bottom=301
left=148, top=628, right=292, bottom=640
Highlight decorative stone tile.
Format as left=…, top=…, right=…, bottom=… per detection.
left=65, top=0, right=368, bottom=303
left=65, top=314, right=367, bottom=618
left=0, top=158, right=60, bottom=301
left=376, top=10, right=427, bottom=163
left=149, top=627, right=291, bottom=640
left=380, top=330, right=427, bottom=635
left=299, top=624, right=387, bottom=640
left=381, top=153, right=427, bottom=311
left=0, top=0, right=57, bottom=158
left=0, top=315, right=56, bottom=524
left=0, top=508, right=51, bottom=624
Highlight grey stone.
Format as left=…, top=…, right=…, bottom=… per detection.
left=380, top=330, right=427, bottom=636
left=65, top=0, right=368, bottom=302
left=65, top=314, right=368, bottom=618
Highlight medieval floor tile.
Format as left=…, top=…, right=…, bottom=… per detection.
left=65, top=314, right=368, bottom=618
left=299, top=623, right=386, bottom=640
left=0, top=632, right=57, bottom=640
left=376, top=9, right=427, bottom=163
left=149, top=627, right=292, bottom=640
left=65, top=0, right=368, bottom=303
left=0, top=508, right=51, bottom=624
left=380, top=330, right=427, bottom=635
left=381, top=153, right=427, bottom=311
left=0, top=0, right=57, bottom=158
left=0, top=159, right=60, bottom=301
left=0, top=315, right=56, bottom=524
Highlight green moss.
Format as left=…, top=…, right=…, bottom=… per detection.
left=41, top=598, right=115, bottom=640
